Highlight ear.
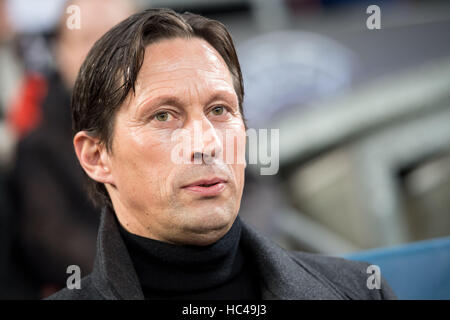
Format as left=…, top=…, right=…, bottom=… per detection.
left=73, top=131, right=115, bottom=186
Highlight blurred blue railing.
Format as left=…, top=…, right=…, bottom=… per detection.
left=344, top=236, right=450, bottom=299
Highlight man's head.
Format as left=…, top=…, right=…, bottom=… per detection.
left=55, top=0, right=136, bottom=88
left=73, top=9, right=246, bottom=246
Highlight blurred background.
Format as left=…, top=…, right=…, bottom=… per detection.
left=0, top=0, right=449, bottom=299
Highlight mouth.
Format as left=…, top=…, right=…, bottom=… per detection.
left=181, top=177, right=228, bottom=197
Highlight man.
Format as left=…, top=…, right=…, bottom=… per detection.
left=49, top=8, right=396, bottom=300
left=9, top=0, right=135, bottom=298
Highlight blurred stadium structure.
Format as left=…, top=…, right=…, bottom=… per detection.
left=1, top=0, right=450, bottom=298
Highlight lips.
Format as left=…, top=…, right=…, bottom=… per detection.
left=182, top=177, right=227, bottom=196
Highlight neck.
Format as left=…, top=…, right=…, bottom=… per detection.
left=118, top=215, right=244, bottom=294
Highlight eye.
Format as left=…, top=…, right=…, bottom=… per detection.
left=154, top=111, right=170, bottom=121
left=210, top=106, right=225, bottom=116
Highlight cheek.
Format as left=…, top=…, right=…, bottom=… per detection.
left=219, top=124, right=246, bottom=190
left=219, top=121, right=246, bottom=164
left=112, top=127, right=176, bottom=196
left=232, top=163, right=246, bottom=192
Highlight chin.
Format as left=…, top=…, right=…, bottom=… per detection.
left=188, top=227, right=234, bottom=246
left=177, top=210, right=236, bottom=245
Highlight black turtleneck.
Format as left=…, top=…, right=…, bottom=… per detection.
left=118, top=216, right=261, bottom=300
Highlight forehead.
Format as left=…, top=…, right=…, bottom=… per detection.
left=133, top=37, right=235, bottom=95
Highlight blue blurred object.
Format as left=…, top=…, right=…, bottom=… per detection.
left=343, top=237, right=450, bottom=300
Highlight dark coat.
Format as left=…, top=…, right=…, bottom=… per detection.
left=6, top=72, right=98, bottom=297
left=48, top=207, right=397, bottom=300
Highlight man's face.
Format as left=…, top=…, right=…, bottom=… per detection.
left=56, top=0, right=135, bottom=87
left=105, top=38, right=246, bottom=245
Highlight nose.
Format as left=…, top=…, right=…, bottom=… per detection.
left=188, top=117, right=223, bottom=164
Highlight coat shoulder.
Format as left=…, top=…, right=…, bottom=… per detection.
left=287, top=251, right=397, bottom=300
left=45, top=275, right=102, bottom=300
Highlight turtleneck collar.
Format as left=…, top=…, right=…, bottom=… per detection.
left=118, top=216, right=246, bottom=296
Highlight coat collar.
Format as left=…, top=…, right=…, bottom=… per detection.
left=91, top=207, right=344, bottom=300
left=239, top=219, right=345, bottom=299
left=90, top=207, right=143, bottom=299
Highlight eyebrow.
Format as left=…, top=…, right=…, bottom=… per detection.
left=138, top=91, right=238, bottom=113
left=205, top=91, right=238, bottom=107
left=135, top=95, right=183, bottom=117
left=141, top=95, right=184, bottom=109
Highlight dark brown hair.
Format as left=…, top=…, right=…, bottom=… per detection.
left=72, top=8, right=245, bottom=208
